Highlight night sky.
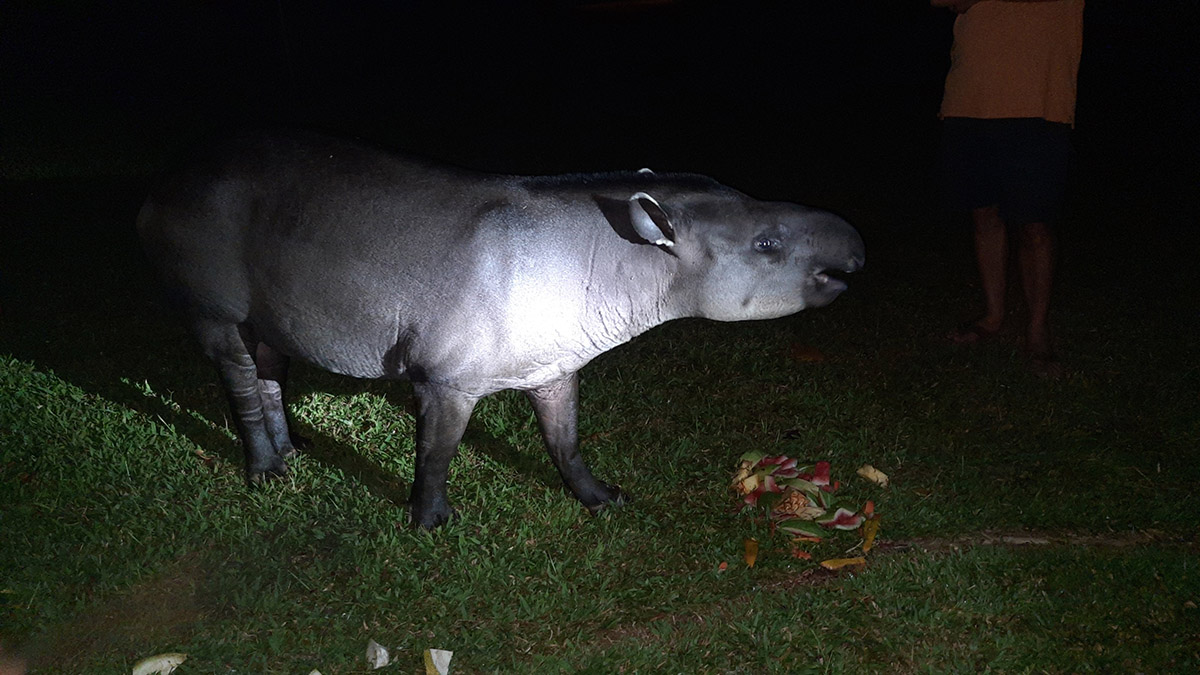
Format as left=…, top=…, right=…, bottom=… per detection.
left=1, top=1, right=1197, bottom=237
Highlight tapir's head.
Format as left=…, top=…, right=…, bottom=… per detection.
left=627, top=188, right=865, bottom=322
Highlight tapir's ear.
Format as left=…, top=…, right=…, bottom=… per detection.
left=628, top=192, right=675, bottom=248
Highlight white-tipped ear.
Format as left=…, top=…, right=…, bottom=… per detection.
left=628, top=192, right=675, bottom=247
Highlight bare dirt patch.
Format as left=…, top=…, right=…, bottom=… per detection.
left=876, top=528, right=1194, bottom=554
left=23, top=553, right=211, bottom=672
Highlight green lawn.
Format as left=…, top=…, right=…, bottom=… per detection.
left=2, top=174, right=1198, bottom=672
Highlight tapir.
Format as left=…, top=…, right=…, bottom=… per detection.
left=137, top=132, right=864, bottom=528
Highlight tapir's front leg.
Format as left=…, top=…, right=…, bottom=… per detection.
left=526, top=374, right=625, bottom=513
left=408, top=382, right=478, bottom=529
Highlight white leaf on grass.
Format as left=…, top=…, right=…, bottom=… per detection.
left=131, top=653, right=186, bottom=675
left=366, top=640, right=389, bottom=669
left=424, top=648, right=453, bottom=675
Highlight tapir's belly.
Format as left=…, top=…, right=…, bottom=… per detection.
left=243, top=269, right=611, bottom=395
left=245, top=301, right=398, bottom=380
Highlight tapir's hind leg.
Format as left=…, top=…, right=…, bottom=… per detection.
left=251, top=341, right=307, bottom=457
left=526, top=374, right=625, bottom=513
left=194, top=319, right=289, bottom=483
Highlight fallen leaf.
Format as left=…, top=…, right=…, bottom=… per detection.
left=718, top=561, right=728, bottom=572
left=791, top=549, right=813, bottom=560
left=819, top=557, right=867, bottom=570
left=861, top=516, right=880, bottom=553
left=856, top=464, right=889, bottom=487
left=132, top=653, right=187, bottom=675
left=862, top=500, right=875, bottom=517
left=744, top=538, right=759, bottom=568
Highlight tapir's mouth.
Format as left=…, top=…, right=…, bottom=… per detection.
left=813, top=271, right=848, bottom=295
left=805, top=246, right=863, bottom=307
left=806, top=256, right=861, bottom=307
left=811, top=250, right=863, bottom=294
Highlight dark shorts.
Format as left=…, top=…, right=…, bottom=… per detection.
left=939, top=117, right=1073, bottom=225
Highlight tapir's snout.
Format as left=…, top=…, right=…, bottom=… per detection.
left=844, top=242, right=866, bottom=274
left=803, top=209, right=864, bottom=266
left=802, top=212, right=865, bottom=308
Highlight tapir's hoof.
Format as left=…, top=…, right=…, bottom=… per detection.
left=408, top=502, right=458, bottom=530
left=275, top=431, right=311, bottom=458
left=247, top=456, right=290, bottom=486
left=584, top=483, right=628, bottom=516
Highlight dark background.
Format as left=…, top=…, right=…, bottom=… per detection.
left=1, top=0, right=1197, bottom=281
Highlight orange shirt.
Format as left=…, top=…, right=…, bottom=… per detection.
left=940, top=0, right=1085, bottom=125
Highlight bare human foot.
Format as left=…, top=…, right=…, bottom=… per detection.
left=947, top=319, right=1002, bottom=345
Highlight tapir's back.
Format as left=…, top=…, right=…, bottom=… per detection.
left=139, top=133, right=498, bottom=291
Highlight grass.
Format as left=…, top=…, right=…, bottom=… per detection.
left=2, top=170, right=1199, bottom=673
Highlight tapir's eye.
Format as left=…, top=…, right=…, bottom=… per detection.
left=754, top=236, right=781, bottom=253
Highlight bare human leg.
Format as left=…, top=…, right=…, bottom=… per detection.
left=950, top=204, right=1008, bottom=344
left=1018, top=220, right=1061, bottom=375
left=972, top=204, right=1008, bottom=334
